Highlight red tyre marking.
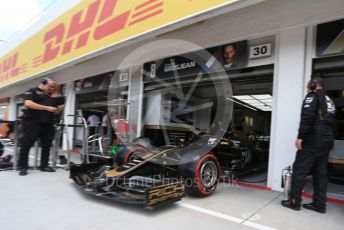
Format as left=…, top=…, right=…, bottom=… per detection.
left=124, top=146, right=148, bottom=163
left=195, top=153, right=220, bottom=196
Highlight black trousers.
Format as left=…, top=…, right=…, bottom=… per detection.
left=290, top=141, right=332, bottom=208
left=19, top=122, right=55, bottom=169
left=89, top=126, right=96, bottom=136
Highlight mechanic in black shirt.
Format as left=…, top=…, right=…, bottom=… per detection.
left=18, top=78, right=64, bottom=176
left=282, top=76, right=335, bottom=213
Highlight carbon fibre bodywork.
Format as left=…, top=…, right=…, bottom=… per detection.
left=70, top=147, right=192, bottom=209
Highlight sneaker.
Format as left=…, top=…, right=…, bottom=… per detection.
left=281, top=199, right=301, bottom=211
left=40, top=166, right=56, bottom=172
left=303, top=203, right=326, bottom=214
left=19, top=170, right=28, bottom=176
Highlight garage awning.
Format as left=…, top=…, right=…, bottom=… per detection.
left=0, top=0, right=264, bottom=91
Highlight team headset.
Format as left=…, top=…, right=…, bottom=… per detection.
left=41, top=77, right=55, bottom=85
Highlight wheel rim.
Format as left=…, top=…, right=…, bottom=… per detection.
left=200, top=160, right=217, bottom=189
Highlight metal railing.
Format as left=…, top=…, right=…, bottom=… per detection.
left=0, top=115, right=112, bottom=171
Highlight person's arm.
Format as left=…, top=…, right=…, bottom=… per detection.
left=24, top=100, right=58, bottom=112
left=296, top=93, right=317, bottom=149
left=23, top=89, right=57, bottom=112
left=56, top=104, right=64, bottom=112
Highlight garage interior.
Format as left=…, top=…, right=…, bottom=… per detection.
left=142, top=65, right=274, bottom=186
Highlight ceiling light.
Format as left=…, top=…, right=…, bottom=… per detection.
left=260, top=99, right=273, bottom=103
left=232, top=94, right=273, bottom=111
left=252, top=94, right=272, bottom=100
left=226, top=98, right=257, bottom=111
left=233, top=95, right=252, bottom=100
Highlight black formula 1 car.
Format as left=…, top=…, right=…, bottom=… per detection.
left=70, top=135, right=224, bottom=209
left=70, top=134, right=268, bottom=209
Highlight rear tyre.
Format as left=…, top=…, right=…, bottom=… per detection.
left=187, top=154, right=220, bottom=197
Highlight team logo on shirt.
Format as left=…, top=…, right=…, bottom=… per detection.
left=325, top=95, right=336, bottom=114
left=305, top=97, right=314, bottom=104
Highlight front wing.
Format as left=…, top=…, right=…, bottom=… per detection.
left=70, top=163, right=185, bottom=209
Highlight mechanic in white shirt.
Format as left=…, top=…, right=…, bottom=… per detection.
left=87, top=114, right=100, bottom=136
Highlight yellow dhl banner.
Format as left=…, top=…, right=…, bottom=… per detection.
left=0, top=0, right=238, bottom=88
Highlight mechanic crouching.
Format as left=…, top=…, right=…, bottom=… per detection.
left=281, top=75, right=335, bottom=213
left=18, top=78, right=64, bottom=176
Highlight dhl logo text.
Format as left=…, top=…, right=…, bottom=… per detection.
left=0, top=53, right=27, bottom=82
left=42, top=0, right=164, bottom=63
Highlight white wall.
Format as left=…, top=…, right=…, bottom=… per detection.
left=8, top=96, right=16, bottom=121
left=62, top=82, right=76, bottom=150
left=144, top=93, right=162, bottom=126
left=268, top=26, right=306, bottom=191
left=128, top=66, right=144, bottom=140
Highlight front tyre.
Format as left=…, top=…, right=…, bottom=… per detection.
left=187, top=154, right=220, bottom=197
left=115, top=145, right=148, bottom=165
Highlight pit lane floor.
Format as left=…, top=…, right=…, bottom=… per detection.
left=0, top=148, right=343, bottom=230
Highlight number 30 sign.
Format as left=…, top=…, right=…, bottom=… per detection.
left=249, top=43, right=272, bottom=59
